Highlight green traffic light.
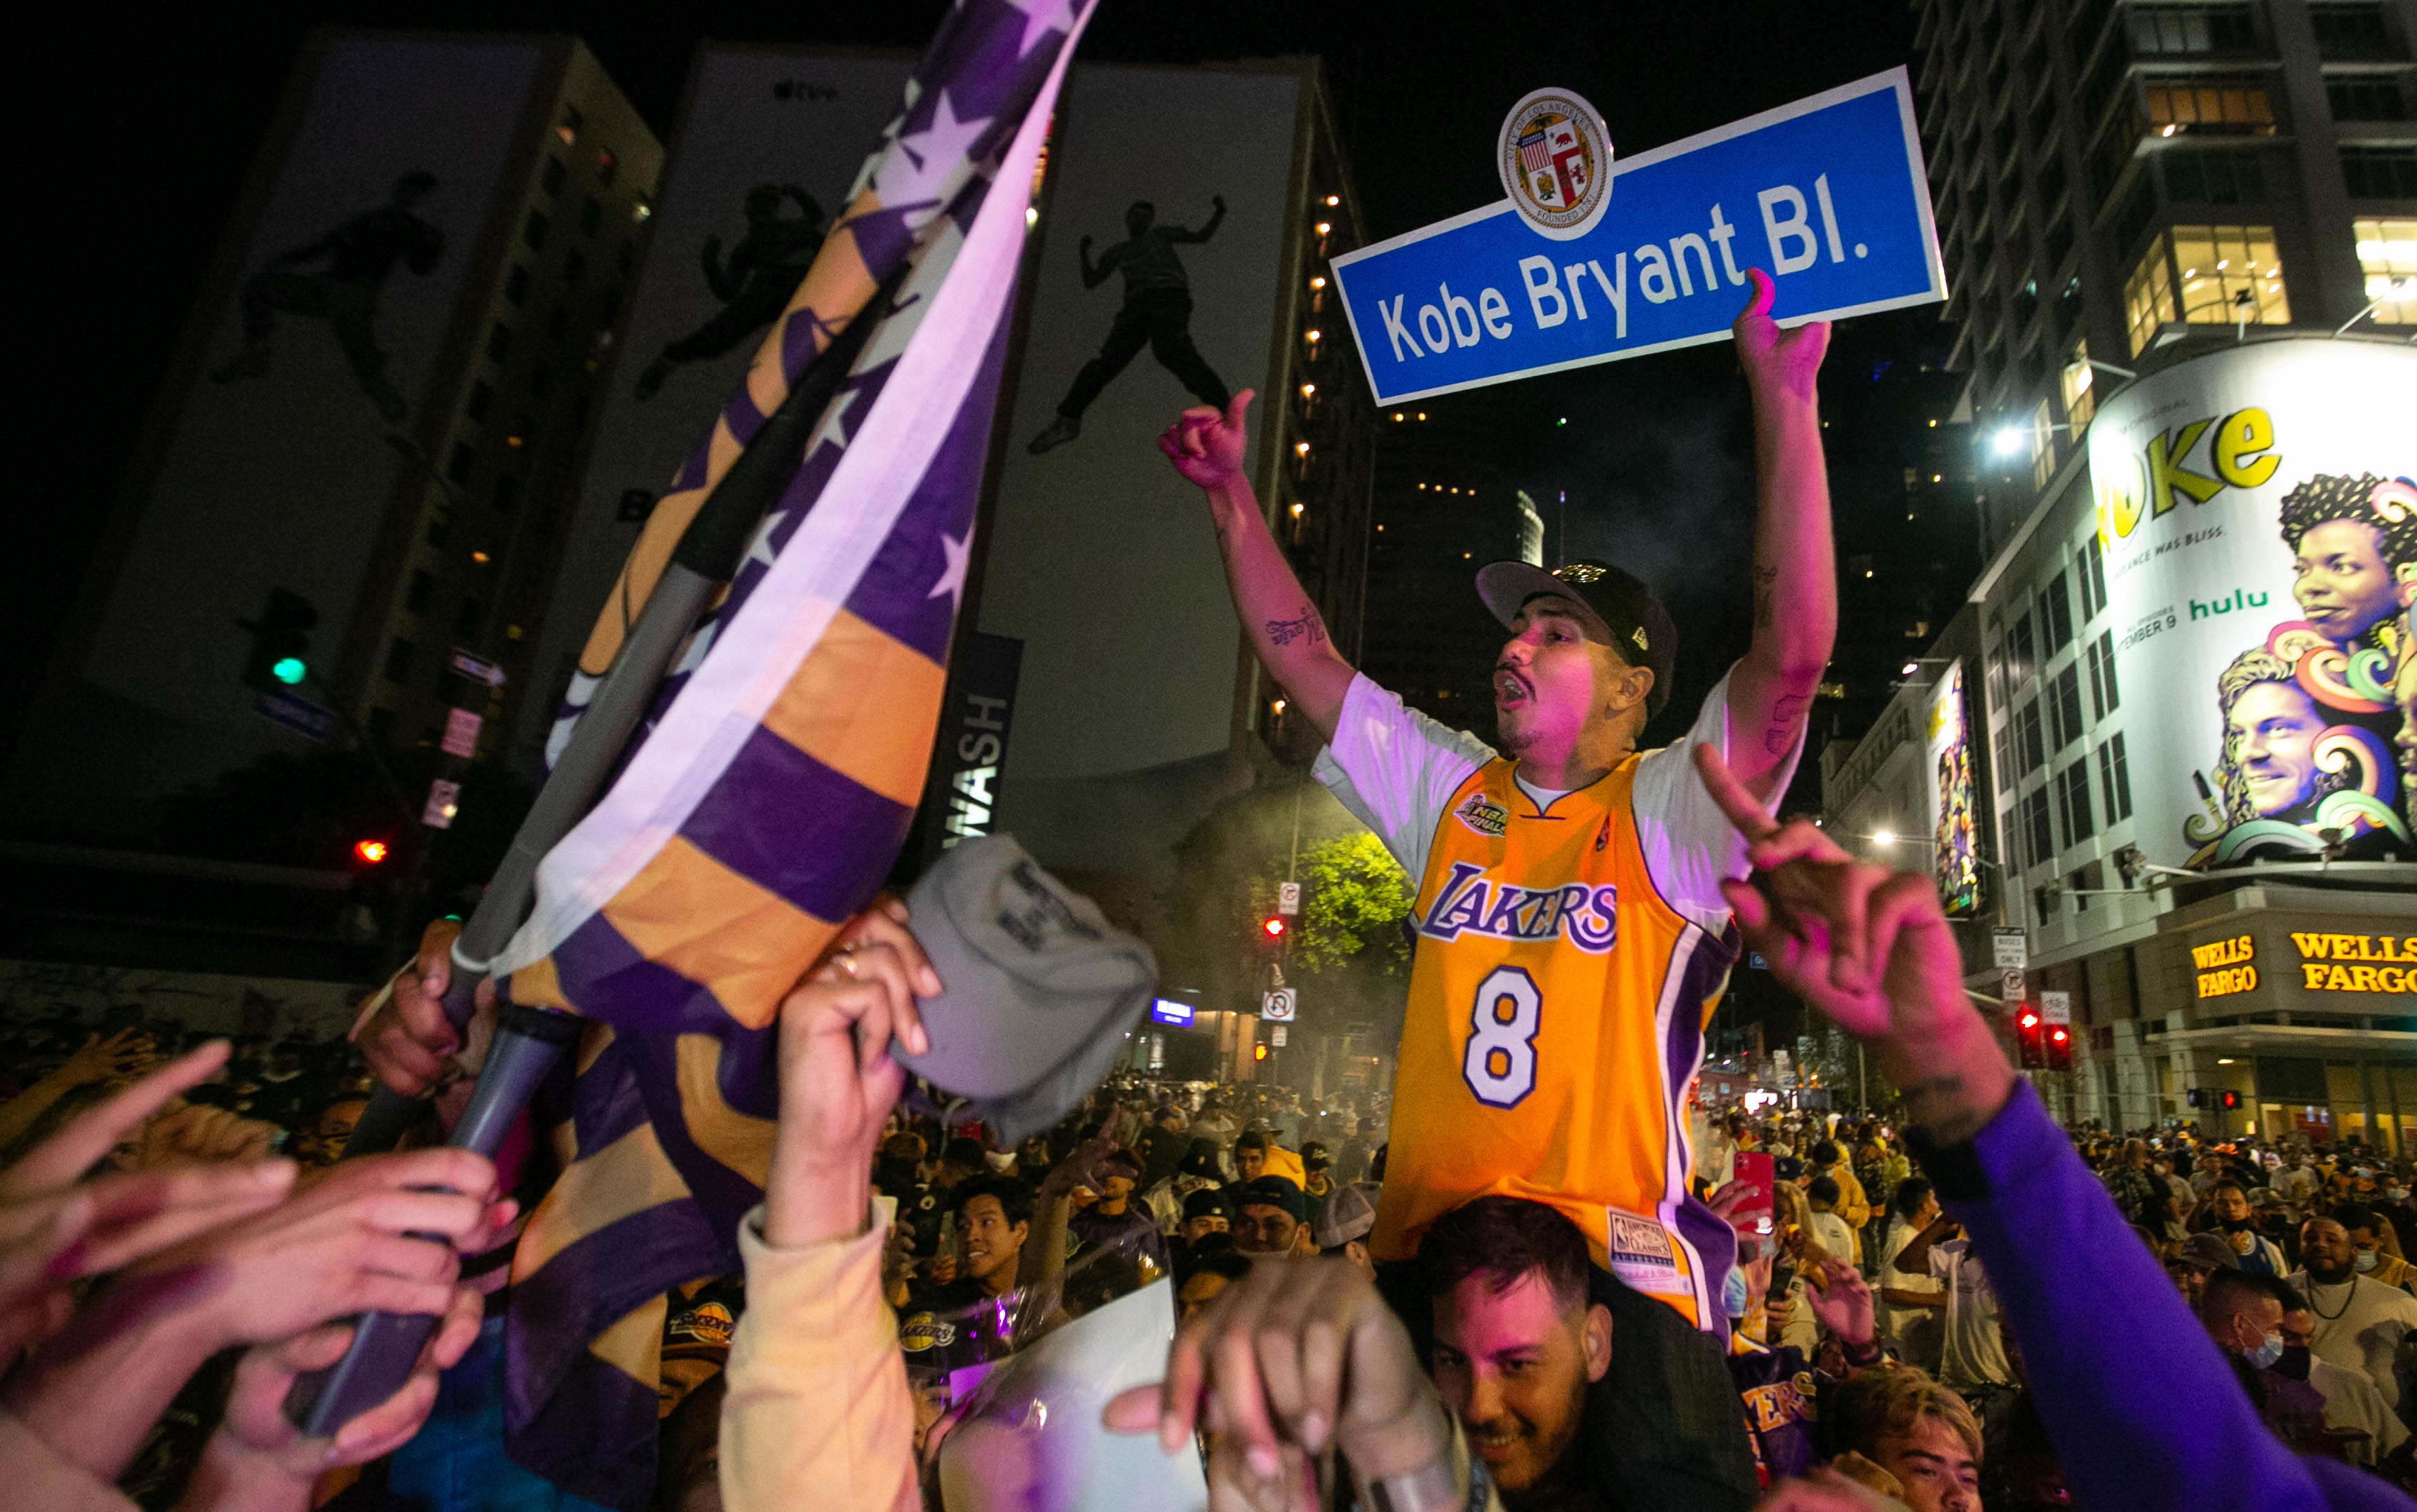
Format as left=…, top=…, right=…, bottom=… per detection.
left=271, top=656, right=307, bottom=685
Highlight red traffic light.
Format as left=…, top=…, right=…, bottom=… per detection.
left=2050, top=1027, right=2068, bottom=1044
left=354, top=839, right=390, bottom=865
left=2018, top=1011, right=2040, bottom=1029
left=1253, top=1043, right=1269, bottom=1062
left=1261, top=917, right=1287, bottom=940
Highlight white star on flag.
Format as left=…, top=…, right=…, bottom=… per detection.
left=874, top=90, right=992, bottom=222
left=928, top=528, right=971, bottom=608
left=999, top=0, right=1078, bottom=58
left=807, top=385, right=861, bottom=457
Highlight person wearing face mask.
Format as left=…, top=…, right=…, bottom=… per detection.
left=2337, top=1203, right=2417, bottom=1297
left=2199, top=1269, right=2332, bottom=1454
left=2204, top=1181, right=2288, bottom=1276
left=2280, top=1290, right=2411, bottom=1469
left=2289, top=1215, right=2417, bottom=1421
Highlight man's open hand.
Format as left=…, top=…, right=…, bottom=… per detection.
left=1732, top=267, right=1829, bottom=406
left=1157, top=390, right=1254, bottom=494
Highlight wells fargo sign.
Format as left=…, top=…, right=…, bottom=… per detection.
left=2291, top=932, right=2417, bottom=996
left=2192, top=934, right=2258, bottom=999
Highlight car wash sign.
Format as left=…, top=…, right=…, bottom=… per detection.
left=1329, top=68, right=1944, bottom=405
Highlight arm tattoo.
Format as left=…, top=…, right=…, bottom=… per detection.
left=1761, top=692, right=1809, bottom=755
left=1265, top=604, right=1327, bottom=648
left=1751, top=565, right=1777, bottom=630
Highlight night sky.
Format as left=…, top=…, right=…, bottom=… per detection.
left=18, top=1, right=1939, bottom=772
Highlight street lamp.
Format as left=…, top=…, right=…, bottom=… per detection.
left=2336, top=278, right=2417, bottom=338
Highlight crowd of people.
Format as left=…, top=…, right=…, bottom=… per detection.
left=6, top=271, right=2415, bottom=1512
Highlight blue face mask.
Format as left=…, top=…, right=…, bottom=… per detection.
left=2247, top=1330, right=2286, bottom=1370
left=1725, top=1265, right=1752, bottom=1320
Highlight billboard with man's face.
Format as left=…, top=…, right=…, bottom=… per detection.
left=2086, top=340, right=2416, bottom=868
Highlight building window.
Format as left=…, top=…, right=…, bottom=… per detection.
left=2354, top=219, right=2417, bottom=323
left=2143, top=76, right=2275, bottom=135
left=557, top=103, right=584, bottom=145
left=466, top=381, right=493, bottom=422
left=2163, top=150, right=2270, bottom=203
left=504, top=265, right=530, bottom=306
left=2127, top=226, right=2289, bottom=352
left=2015, top=696, right=2046, bottom=777
left=563, top=250, right=587, bottom=290
left=2123, top=240, right=2179, bottom=353
left=485, top=322, right=513, bottom=363
left=2039, top=572, right=2075, bottom=655
left=581, top=195, right=604, bottom=238
left=492, top=473, right=520, bottom=515
left=382, top=637, right=416, bottom=684
left=1995, top=717, right=2016, bottom=781
left=2097, top=731, right=2134, bottom=823
left=426, top=511, right=452, bottom=548
left=2342, top=148, right=2417, bottom=198
left=405, top=569, right=435, bottom=614
left=523, top=210, right=550, bottom=252
left=455, top=598, right=484, bottom=637
left=2126, top=6, right=2257, bottom=55
left=2308, top=4, right=2395, bottom=59
left=2049, top=664, right=2085, bottom=750
left=2031, top=396, right=2057, bottom=490
left=2021, top=787, right=2055, bottom=870
left=445, top=441, right=475, bottom=485
left=2086, top=630, right=2120, bottom=720
left=546, top=303, right=568, bottom=344
left=541, top=156, right=566, bottom=198
left=2009, top=607, right=2038, bottom=686
left=2056, top=757, right=2096, bottom=847
left=530, top=360, right=553, bottom=399
left=2060, top=339, right=2097, bottom=430
left=2327, top=78, right=2409, bottom=121
left=2080, top=532, right=2109, bottom=621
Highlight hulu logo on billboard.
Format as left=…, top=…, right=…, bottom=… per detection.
left=2188, top=587, right=2270, bottom=621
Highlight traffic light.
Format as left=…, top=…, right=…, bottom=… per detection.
left=239, top=588, right=318, bottom=693
left=1258, top=914, right=1288, bottom=950
left=352, top=838, right=391, bottom=865
left=1253, top=1043, right=1269, bottom=1062
left=2046, top=1022, right=2071, bottom=1072
left=2221, top=1090, right=2242, bottom=1111
left=2015, top=1008, right=2045, bottom=1069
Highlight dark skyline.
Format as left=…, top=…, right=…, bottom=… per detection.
left=19, top=2, right=1934, bottom=762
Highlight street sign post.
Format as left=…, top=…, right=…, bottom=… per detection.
left=1260, top=987, right=1297, bottom=1022
left=422, top=778, right=462, bottom=830
left=2000, top=968, right=2026, bottom=1004
left=1271, top=1025, right=1288, bottom=1047
left=1992, top=928, right=2028, bottom=970
left=447, top=649, right=506, bottom=687
left=2040, top=991, right=2071, bottom=1025
left=440, top=707, right=483, bottom=759
left=1277, top=881, right=1301, bottom=916
left=1328, top=67, right=1943, bottom=405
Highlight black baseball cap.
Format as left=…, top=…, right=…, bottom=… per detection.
left=1233, top=1175, right=1306, bottom=1223
left=1475, top=558, right=1677, bottom=720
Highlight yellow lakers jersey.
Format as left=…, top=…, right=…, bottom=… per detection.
left=1371, top=754, right=1739, bottom=1332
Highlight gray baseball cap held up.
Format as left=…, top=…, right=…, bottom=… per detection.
left=892, top=833, right=1157, bottom=1145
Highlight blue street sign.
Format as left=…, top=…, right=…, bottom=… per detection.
left=1149, top=997, right=1196, bottom=1027
left=1329, top=68, right=1944, bottom=405
left=255, top=688, right=335, bottom=743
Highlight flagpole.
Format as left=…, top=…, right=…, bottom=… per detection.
left=288, top=266, right=907, bottom=1436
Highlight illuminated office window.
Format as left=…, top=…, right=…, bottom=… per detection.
left=2125, top=225, right=2288, bottom=351
left=2353, top=218, right=2416, bottom=323
left=2123, top=241, right=2178, bottom=353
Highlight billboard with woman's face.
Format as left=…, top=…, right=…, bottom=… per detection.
left=2087, top=339, right=2416, bottom=868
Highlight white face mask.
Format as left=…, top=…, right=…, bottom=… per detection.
left=2356, top=1250, right=2382, bottom=1274
left=2247, top=1330, right=2287, bottom=1370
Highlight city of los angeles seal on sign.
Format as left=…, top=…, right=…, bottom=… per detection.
left=1497, top=88, right=1613, bottom=241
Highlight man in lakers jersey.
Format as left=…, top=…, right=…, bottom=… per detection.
left=1156, top=269, right=1833, bottom=1510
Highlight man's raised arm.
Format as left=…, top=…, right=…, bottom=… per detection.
left=1724, top=267, right=1836, bottom=805
left=1159, top=391, right=1354, bottom=741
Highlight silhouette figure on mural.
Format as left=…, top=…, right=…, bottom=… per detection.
left=632, top=184, right=827, bottom=400
left=1028, top=196, right=1230, bottom=455
left=210, top=171, right=445, bottom=424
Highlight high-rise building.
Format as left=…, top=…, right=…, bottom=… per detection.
left=1913, top=0, right=2414, bottom=556
left=1820, top=1, right=2417, bottom=1134
left=19, top=31, right=660, bottom=832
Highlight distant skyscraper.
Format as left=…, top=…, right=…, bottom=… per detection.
left=1911, top=0, right=2414, bottom=555
left=21, top=31, right=661, bottom=825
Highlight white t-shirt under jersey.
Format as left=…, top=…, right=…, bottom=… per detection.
left=1309, top=666, right=1791, bottom=934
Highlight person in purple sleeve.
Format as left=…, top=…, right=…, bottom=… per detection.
left=1690, top=742, right=2416, bottom=1512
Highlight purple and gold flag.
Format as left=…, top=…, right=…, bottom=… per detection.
left=488, top=3, right=1093, bottom=1500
